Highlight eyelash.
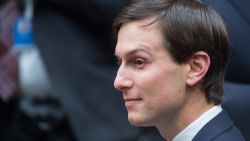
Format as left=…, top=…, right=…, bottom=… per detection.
left=116, top=57, right=147, bottom=69
left=133, top=58, right=146, bottom=68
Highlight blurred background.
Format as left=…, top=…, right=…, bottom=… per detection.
left=0, top=0, right=249, bottom=141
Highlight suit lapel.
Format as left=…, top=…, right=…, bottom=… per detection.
left=192, top=110, right=233, bottom=141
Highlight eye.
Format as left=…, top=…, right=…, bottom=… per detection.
left=134, top=58, right=145, bottom=68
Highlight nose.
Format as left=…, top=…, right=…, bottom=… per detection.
left=114, top=66, right=133, bottom=91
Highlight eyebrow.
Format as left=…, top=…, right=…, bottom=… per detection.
left=114, top=46, right=152, bottom=59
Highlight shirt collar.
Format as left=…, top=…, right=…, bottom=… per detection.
left=172, top=105, right=222, bottom=141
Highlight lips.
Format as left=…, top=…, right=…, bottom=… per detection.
left=124, top=97, right=142, bottom=108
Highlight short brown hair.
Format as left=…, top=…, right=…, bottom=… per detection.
left=113, top=0, right=230, bottom=105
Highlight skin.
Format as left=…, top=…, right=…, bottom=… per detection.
left=114, top=17, right=214, bottom=140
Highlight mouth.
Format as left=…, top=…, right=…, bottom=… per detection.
left=124, top=98, right=142, bottom=108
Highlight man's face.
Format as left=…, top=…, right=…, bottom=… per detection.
left=114, top=18, right=189, bottom=127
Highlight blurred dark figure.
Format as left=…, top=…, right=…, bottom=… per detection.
left=202, top=0, right=250, bottom=140
left=1, top=0, right=76, bottom=141
left=32, top=0, right=163, bottom=141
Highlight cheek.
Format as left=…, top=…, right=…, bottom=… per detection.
left=140, top=67, right=187, bottom=107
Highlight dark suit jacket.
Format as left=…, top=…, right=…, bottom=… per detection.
left=193, top=110, right=245, bottom=141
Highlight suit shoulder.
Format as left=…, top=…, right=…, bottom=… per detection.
left=213, top=126, right=245, bottom=141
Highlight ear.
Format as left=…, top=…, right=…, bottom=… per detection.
left=186, top=51, right=210, bottom=86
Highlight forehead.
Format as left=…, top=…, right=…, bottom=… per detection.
left=115, top=18, right=166, bottom=57
left=118, top=17, right=161, bottom=41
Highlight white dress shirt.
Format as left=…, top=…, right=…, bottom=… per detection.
left=172, top=105, right=222, bottom=141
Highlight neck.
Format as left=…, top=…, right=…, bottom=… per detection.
left=156, top=88, right=215, bottom=141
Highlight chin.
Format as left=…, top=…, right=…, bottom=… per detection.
left=128, top=115, right=151, bottom=127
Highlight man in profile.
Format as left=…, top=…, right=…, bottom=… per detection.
left=113, top=0, right=245, bottom=140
